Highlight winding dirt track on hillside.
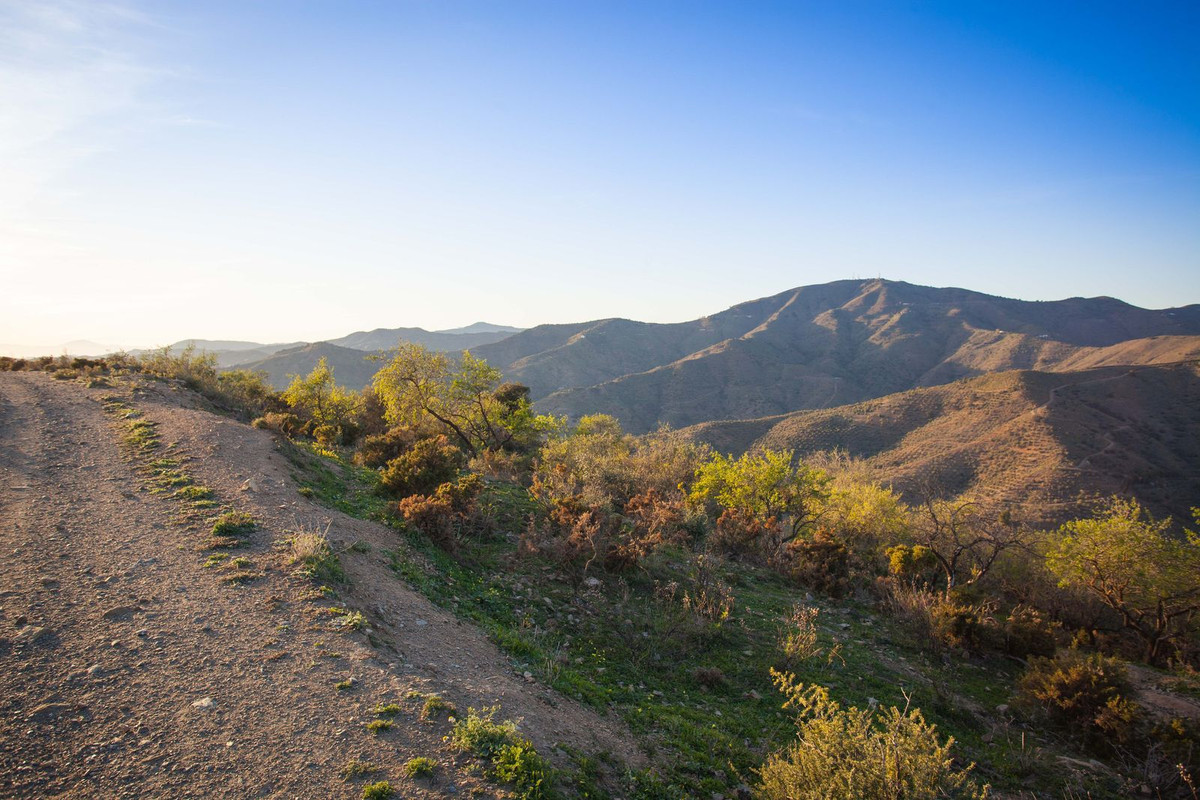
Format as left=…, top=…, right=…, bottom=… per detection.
left=0, top=372, right=638, bottom=799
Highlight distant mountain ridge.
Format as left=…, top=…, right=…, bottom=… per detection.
left=473, top=279, right=1200, bottom=432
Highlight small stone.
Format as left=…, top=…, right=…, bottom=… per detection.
left=13, top=615, right=28, bottom=627
left=103, top=606, right=135, bottom=622
left=191, top=697, right=215, bottom=711
left=135, top=629, right=149, bottom=638
left=14, top=625, right=49, bottom=645
left=110, top=640, right=120, bottom=647
left=523, top=671, right=534, bottom=682
left=995, top=704, right=1010, bottom=715
left=584, top=577, right=601, bottom=589
left=414, top=619, right=427, bottom=627
left=87, top=664, right=103, bottom=676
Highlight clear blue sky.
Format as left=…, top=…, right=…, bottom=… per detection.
left=2, top=0, right=1197, bottom=350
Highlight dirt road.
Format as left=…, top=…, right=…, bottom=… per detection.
left=0, top=372, right=636, bottom=798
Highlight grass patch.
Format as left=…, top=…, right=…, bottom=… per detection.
left=203, top=553, right=229, bottom=568
left=223, top=571, right=263, bottom=585
left=285, top=526, right=346, bottom=584
left=365, top=719, right=392, bottom=734
left=123, top=419, right=160, bottom=451
left=212, top=510, right=256, bottom=537
left=338, top=610, right=367, bottom=631
left=421, top=693, right=457, bottom=721
left=373, top=702, right=402, bottom=717
left=335, top=678, right=355, bottom=691
left=403, top=757, right=436, bottom=778
left=340, top=759, right=378, bottom=780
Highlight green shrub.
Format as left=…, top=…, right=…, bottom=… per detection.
left=760, top=670, right=987, bottom=800
left=451, top=707, right=553, bottom=798
left=361, top=781, right=394, bottom=800
left=340, top=759, right=378, bottom=779
left=395, top=474, right=483, bottom=549
left=379, top=435, right=463, bottom=497
left=403, top=757, right=437, bottom=778
left=1015, top=651, right=1139, bottom=753
left=365, top=719, right=392, bottom=734
left=355, top=426, right=420, bottom=469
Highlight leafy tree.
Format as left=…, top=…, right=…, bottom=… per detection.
left=282, top=357, right=358, bottom=429
left=372, top=344, right=546, bottom=457
left=690, top=449, right=829, bottom=541
left=1046, top=498, right=1200, bottom=665
left=907, top=494, right=1029, bottom=594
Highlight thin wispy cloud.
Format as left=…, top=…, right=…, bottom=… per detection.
left=0, top=0, right=160, bottom=211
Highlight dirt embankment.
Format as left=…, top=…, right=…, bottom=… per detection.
left=0, top=372, right=638, bottom=799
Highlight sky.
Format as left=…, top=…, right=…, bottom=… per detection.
left=1, top=0, right=1197, bottom=351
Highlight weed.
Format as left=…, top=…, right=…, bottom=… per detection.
left=298, top=486, right=315, bottom=498
left=212, top=511, right=257, bottom=537
left=403, top=756, right=437, bottom=778
left=373, top=702, right=402, bottom=717
left=285, top=525, right=346, bottom=584
left=229, top=556, right=253, bottom=569
left=421, top=693, right=458, bottom=721
left=172, top=482, right=212, bottom=501
left=222, top=571, right=263, bottom=585
left=339, top=610, right=367, bottom=631
left=335, top=678, right=355, bottom=691
left=452, top=707, right=553, bottom=798
left=340, top=759, right=378, bottom=780
left=203, top=553, right=229, bottom=568
left=360, top=780, right=394, bottom=800
left=365, top=719, right=392, bottom=734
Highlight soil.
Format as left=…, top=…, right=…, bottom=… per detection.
left=0, top=371, right=640, bottom=799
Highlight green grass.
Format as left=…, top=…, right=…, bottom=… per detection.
left=340, top=759, right=378, bottom=780
left=403, top=756, right=437, bottom=778
left=373, top=702, right=402, bottom=717
left=365, top=719, right=392, bottom=734
left=212, top=510, right=256, bottom=537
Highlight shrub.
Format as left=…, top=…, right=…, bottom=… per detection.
left=404, top=757, right=436, bottom=778
left=1015, top=651, right=1139, bottom=753
left=451, top=707, right=552, bottom=799
left=286, top=527, right=348, bottom=585
left=709, top=507, right=780, bottom=563
left=1002, top=605, right=1057, bottom=659
left=354, top=426, right=420, bottom=469
left=760, top=670, right=987, bottom=800
left=778, top=604, right=842, bottom=670
left=252, top=411, right=303, bottom=436
left=396, top=474, right=484, bottom=549
left=692, top=666, right=727, bottom=689
left=361, top=781, right=394, bottom=800
left=888, top=586, right=1000, bottom=654
left=779, top=529, right=851, bottom=596
left=379, top=435, right=463, bottom=497
left=340, top=759, right=378, bottom=779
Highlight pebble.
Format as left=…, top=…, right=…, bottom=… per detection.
left=87, top=664, right=103, bottom=676
left=191, top=697, right=215, bottom=711
left=135, top=629, right=149, bottom=638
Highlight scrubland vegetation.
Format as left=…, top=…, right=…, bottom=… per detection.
left=9, top=345, right=1200, bottom=799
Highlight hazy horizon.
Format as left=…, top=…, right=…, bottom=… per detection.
left=3, top=1, right=1197, bottom=350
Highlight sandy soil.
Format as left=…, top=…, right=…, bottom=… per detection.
left=0, top=371, right=639, bottom=799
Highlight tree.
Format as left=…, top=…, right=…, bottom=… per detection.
left=1046, top=498, right=1200, bottom=666
left=908, top=496, right=1028, bottom=594
left=282, top=357, right=358, bottom=428
left=690, top=449, right=829, bottom=541
left=372, top=343, right=545, bottom=457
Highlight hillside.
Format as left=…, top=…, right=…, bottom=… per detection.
left=470, top=280, right=1200, bottom=433
left=232, top=342, right=383, bottom=390
left=679, top=361, right=1200, bottom=525
left=327, top=324, right=519, bottom=353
